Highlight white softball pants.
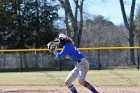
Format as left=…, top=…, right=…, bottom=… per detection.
left=65, top=58, right=89, bottom=86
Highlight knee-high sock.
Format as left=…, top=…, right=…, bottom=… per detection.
left=68, top=84, right=78, bottom=93
left=84, top=81, right=98, bottom=93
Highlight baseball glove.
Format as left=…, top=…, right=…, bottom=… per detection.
left=47, top=39, right=60, bottom=52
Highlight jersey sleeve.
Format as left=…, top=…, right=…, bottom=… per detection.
left=55, top=45, right=68, bottom=58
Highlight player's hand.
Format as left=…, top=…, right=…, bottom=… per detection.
left=47, top=42, right=54, bottom=52
left=47, top=40, right=60, bottom=52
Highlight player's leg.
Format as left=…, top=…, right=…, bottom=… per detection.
left=65, top=66, right=79, bottom=93
left=78, top=58, right=98, bottom=93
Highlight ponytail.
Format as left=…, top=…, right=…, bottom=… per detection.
left=66, top=37, right=73, bottom=45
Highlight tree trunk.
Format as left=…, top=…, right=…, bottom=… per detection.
left=64, top=8, right=71, bottom=37
left=34, top=0, right=40, bottom=68
left=119, top=0, right=136, bottom=65
left=77, top=0, right=84, bottom=47
left=59, top=0, right=84, bottom=47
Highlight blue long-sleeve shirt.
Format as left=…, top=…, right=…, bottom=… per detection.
left=53, top=44, right=84, bottom=64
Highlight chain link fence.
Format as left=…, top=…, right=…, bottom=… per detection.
left=0, top=48, right=139, bottom=72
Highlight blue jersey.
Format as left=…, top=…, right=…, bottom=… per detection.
left=55, top=44, right=84, bottom=64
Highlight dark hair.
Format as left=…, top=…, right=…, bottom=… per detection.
left=59, top=37, right=73, bottom=46
left=66, top=37, right=73, bottom=44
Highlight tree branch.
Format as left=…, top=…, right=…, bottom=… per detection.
left=130, top=0, right=136, bottom=26
left=119, top=0, right=130, bottom=30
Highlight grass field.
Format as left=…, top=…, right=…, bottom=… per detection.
left=0, top=69, right=140, bottom=86
left=0, top=69, right=140, bottom=93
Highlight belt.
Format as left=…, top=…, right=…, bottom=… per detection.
left=74, top=59, right=82, bottom=65
left=77, top=59, right=81, bottom=63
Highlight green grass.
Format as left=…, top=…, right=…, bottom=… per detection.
left=0, top=69, right=140, bottom=87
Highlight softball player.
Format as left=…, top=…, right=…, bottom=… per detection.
left=49, top=34, right=98, bottom=93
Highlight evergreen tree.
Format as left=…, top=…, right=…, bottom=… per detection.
left=0, top=0, right=59, bottom=49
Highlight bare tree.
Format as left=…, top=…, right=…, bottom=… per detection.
left=134, top=5, right=140, bottom=69
left=58, top=0, right=84, bottom=47
left=119, top=0, right=136, bottom=65
left=134, top=6, right=140, bottom=43
left=82, top=15, right=128, bottom=67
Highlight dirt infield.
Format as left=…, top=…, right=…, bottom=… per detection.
left=0, top=86, right=140, bottom=93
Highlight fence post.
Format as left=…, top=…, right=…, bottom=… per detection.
left=97, top=50, right=101, bottom=70
left=138, top=52, right=140, bottom=71
left=59, top=59, right=62, bottom=71
left=20, top=52, right=23, bottom=72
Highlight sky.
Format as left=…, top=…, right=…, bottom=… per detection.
left=84, top=0, right=140, bottom=25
